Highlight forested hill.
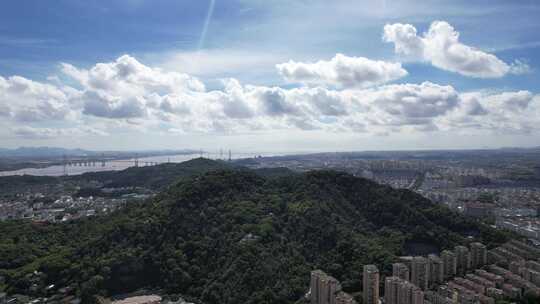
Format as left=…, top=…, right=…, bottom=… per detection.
left=0, top=164, right=510, bottom=304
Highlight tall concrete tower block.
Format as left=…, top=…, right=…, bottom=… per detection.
left=363, top=265, right=380, bottom=304
left=392, top=263, right=410, bottom=281
left=411, top=257, right=430, bottom=291
left=441, top=250, right=457, bottom=279
left=455, top=246, right=470, bottom=276
left=470, top=242, right=487, bottom=269
left=428, top=254, right=444, bottom=287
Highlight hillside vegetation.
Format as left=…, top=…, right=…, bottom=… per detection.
left=0, top=161, right=511, bottom=304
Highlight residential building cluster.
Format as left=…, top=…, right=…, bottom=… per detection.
left=310, top=240, right=540, bottom=304
left=496, top=217, right=540, bottom=241
left=420, top=186, right=540, bottom=243
left=0, top=194, right=128, bottom=222
left=0, top=174, right=157, bottom=223
left=423, top=187, right=540, bottom=211
left=384, top=240, right=540, bottom=303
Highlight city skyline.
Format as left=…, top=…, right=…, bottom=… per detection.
left=1, top=1, right=540, bottom=151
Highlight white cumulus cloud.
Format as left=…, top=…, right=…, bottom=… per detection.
left=383, top=21, right=527, bottom=78
left=61, top=55, right=205, bottom=119
left=0, top=75, right=78, bottom=122
left=276, top=53, right=407, bottom=88
left=441, top=90, right=538, bottom=133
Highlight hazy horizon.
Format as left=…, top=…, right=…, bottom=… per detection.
left=2, top=145, right=540, bottom=155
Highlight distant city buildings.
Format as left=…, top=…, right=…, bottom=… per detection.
left=463, top=202, right=494, bottom=219
left=496, top=217, right=540, bottom=240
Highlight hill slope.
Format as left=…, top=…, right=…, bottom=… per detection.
left=0, top=166, right=510, bottom=304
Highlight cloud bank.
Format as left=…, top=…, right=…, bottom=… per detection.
left=0, top=21, right=536, bottom=144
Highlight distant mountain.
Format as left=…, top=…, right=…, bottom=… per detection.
left=0, top=159, right=511, bottom=304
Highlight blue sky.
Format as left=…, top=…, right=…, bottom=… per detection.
left=1, top=0, right=540, bottom=151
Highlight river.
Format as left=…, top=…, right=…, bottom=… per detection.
left=0, top=152, right=286, bottom=177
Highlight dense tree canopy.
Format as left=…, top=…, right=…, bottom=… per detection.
left=0, top=161, right=512, bottom=303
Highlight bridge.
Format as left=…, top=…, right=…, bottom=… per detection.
left=65, top=160, right=160, bottom=167
left=62, top=154, right=162, bottom=175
